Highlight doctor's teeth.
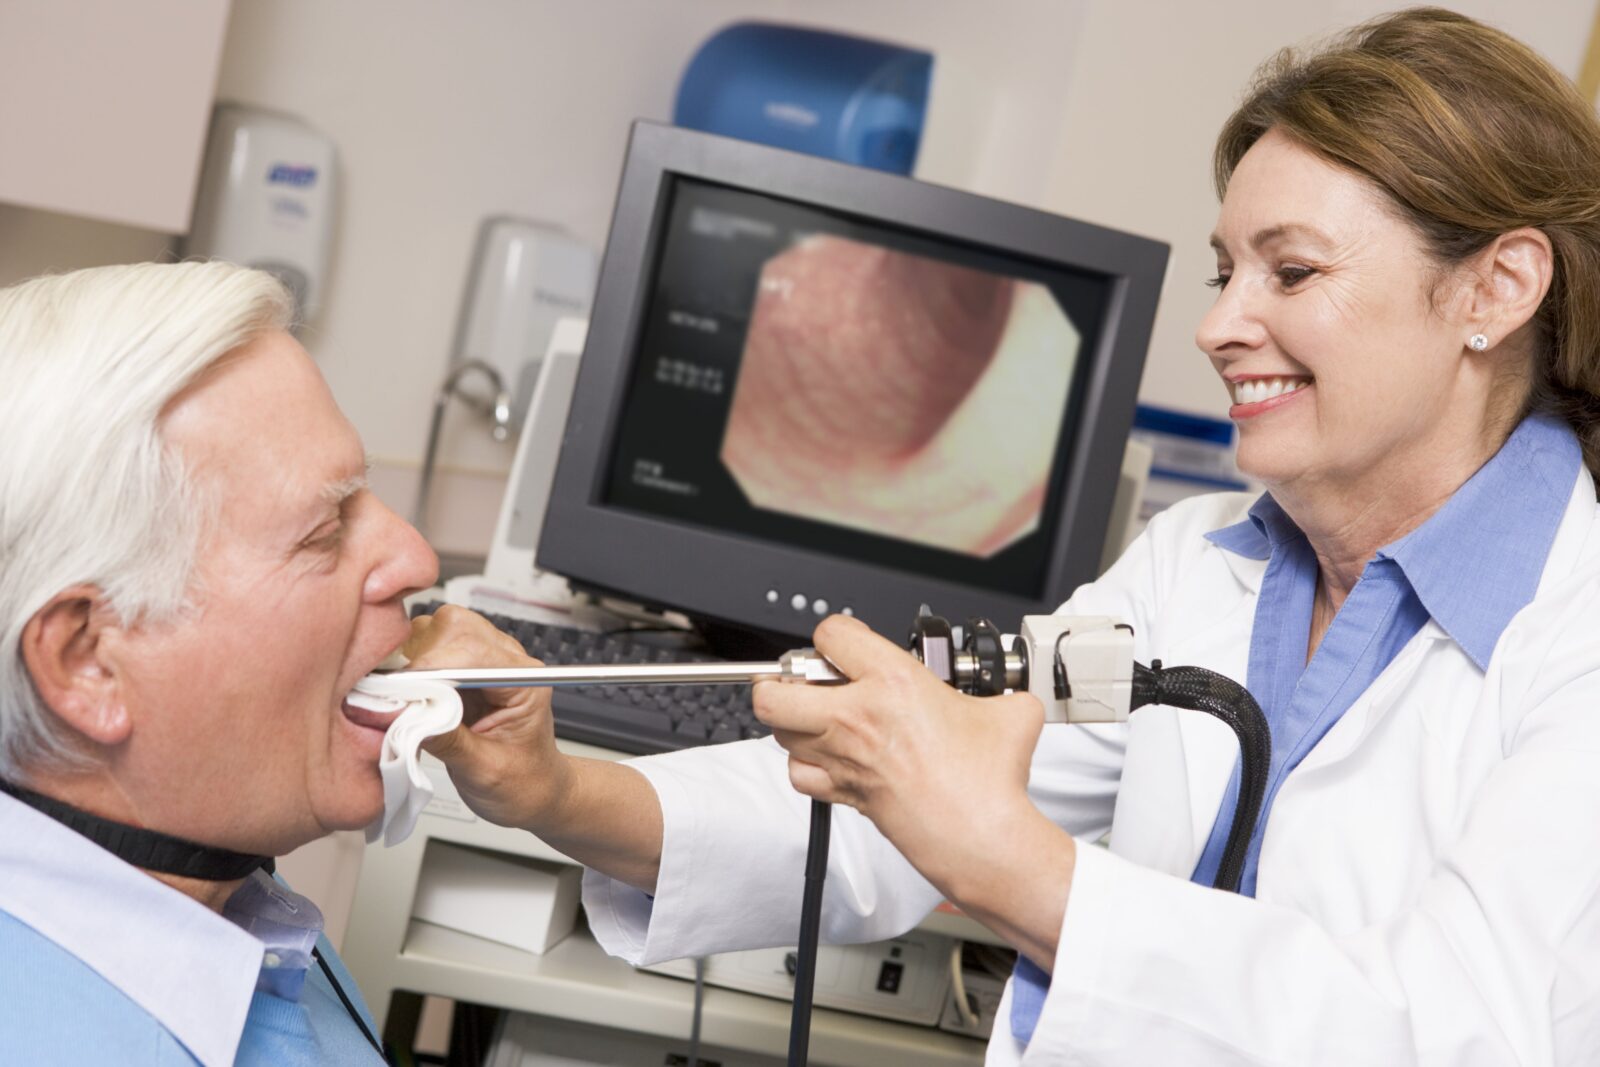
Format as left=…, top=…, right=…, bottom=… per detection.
left=1233, top=377, right=1309, bottom=404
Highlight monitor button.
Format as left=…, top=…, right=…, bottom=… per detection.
left=812, top=598, right=829, bottom=616
left=790, top=593, right=808, bottom=612
left=841, top=606, right=855, bottom=617
left=766, top=589, right=780, bottom=604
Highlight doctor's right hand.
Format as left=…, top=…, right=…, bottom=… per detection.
left=407, top=605, right=575, bottom=833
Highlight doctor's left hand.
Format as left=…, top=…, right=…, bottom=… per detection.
left=752, top=614, right=1056, bottom=904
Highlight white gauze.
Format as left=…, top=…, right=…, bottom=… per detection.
left=349, top=672, right=463, bottom=847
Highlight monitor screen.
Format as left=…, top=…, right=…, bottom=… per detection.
left=602, top=177, right=1112, bottom=599
left=539, top=123, right=1167, bottom=647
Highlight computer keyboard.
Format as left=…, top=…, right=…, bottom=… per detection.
left=415, top=604, right=770, bottom=756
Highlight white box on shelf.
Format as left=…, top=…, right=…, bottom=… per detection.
left=412, top=840, right=582, bottom=955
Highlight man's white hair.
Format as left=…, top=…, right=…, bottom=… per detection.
left=0, top=261, right=293, bottom=778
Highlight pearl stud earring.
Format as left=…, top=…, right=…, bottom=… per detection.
left=1469, top=334, right=1489, bottom=351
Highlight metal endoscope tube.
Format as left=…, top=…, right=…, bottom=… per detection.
left=390, top=648, right=849, bottom=690
left=396, top=662, right=794, bottom=689
left=389, top=649, right=1025, bottom=692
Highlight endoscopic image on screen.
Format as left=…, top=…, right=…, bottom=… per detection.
left=719, top=234, right=1079, bottom=558
left=601, top=177, right=1109, bottom=597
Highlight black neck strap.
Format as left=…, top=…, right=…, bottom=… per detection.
left=0, top=777, right=271, bottom=881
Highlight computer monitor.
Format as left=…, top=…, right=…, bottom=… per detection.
left=538, top=122, right=1168, bottom=652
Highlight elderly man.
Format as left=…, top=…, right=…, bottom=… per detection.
left=0, top=262, right=437, bottom=1064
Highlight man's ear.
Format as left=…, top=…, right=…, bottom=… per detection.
left=1462, top=227, right=1554, bottom=349
left=20, top=586, right=131, bottom=748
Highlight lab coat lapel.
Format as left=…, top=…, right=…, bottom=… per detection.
left=1214, top=538, right=1268, bottom=596
left=1170, top=613, right=1444, bottom=878
left=1293, top=622, right=1445, bottom=775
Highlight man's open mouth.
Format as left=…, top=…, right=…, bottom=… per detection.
left=341, top=689, right=406, bottom=731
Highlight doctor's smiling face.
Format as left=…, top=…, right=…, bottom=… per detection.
left=101, top=331, right=438, bottom=856
left=1196, top=128, right=1496, bottom=501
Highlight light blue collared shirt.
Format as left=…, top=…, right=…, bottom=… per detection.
left=0, top=789, right=382, bottom=1066
left=1192, top=412, right=1581, bottom=893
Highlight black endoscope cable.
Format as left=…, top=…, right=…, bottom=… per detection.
left=312, top=946, right=385, bottom=1059
left=783, top=658, right=1270, bottom=1066
left=1129, top=660, right=1271, bottom=893
left=787, top=799, right=832, bottom=1066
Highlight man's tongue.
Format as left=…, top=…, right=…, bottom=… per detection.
left=343, top=690, right=406, bottom=730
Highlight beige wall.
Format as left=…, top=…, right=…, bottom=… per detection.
left=1, top=0, right=1592, bottom=558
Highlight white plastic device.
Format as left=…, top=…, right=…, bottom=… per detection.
left=410, top=840, right=582, bottom=956
left=1015, top=615, right=1135, bottom=723
left=483, top=317, right=587, bottom=589
left=184, top=104, right=337, bottom=322
left=441, top=318, right=590, bottom=624
left=451, top=217, right=597, bottom=432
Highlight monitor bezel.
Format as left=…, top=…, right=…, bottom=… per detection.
left=539, top=121, right=1169, bottom=642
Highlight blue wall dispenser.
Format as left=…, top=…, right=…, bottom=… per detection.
left=674, top=22, right=933, bottom=176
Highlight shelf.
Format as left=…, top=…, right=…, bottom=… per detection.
left=920, top=904, right=1006, bottom=948
left=392, top=919, right=985, bottom=1067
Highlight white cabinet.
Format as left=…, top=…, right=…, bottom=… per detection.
left=0, top=0, right=231, bottom=232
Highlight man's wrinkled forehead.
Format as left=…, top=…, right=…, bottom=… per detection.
left=158, top=331, right=366, bottom=536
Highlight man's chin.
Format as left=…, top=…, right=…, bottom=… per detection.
left=316, top=799, right=384, bottom=837
left=314, top=766, right=386, bottom=834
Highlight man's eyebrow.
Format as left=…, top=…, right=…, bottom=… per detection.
left=320, top=469, right=370, bottom=507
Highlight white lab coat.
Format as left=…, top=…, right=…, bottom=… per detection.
left=583, top=471, right=1600, bottom=1065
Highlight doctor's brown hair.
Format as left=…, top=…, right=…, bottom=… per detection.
left=1214, top=6, right=1600, bottom=482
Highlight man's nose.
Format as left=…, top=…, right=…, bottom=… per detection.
left=364, top=501, right=440, bottom=603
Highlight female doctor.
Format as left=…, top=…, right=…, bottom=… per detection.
left=414, top=9, right=1600, bottom=1063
